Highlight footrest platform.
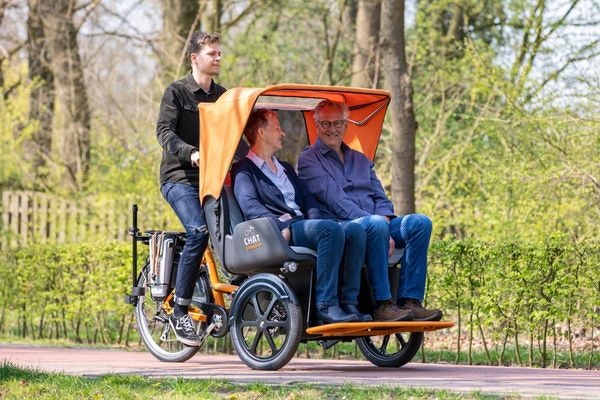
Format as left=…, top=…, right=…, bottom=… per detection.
left=305, top=321, right=454, bottom=337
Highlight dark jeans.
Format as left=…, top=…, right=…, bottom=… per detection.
left=289, top=219, right=345, bottom=308
left=161, top=182, right=208, bottom=306
left=339, top=221, right=367, bottom=305
left=353, top=215, right=392, bottom=301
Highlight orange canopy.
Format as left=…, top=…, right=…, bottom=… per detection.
left=198, top=84, right=390, bottom=204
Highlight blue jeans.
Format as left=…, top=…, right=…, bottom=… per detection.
left=161, top=182, right=208, bottom=306
left=339, top=221, right=367, bottom=305
left=389, top=214, right=432, bottom=301
left=353, top=214, right=432, bottom=302
left=289, top=219, right=345, bottom=308
left=353, top=215, right=392, bottom=301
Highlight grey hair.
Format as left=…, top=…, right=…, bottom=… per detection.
left=313, top=99, right=349, bottom=122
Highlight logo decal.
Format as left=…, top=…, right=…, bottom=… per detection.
left=243, top=225, right=262, bottom=250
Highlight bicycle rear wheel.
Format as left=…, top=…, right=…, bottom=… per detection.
left=134, top=262, right=198, bottom=362
left=357, top=331, right=423, bottom=368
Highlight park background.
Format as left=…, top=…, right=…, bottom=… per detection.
left=0, top=0, right=598, bottom=369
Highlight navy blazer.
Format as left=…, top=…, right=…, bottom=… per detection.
left=231, top=157, right=322, bottom=230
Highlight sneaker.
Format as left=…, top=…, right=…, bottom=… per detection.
left=169, top=314, right=202, bottom=346
left=374, top=300, right=414, bottom=321
left=399, top=298, right=443, bottom=321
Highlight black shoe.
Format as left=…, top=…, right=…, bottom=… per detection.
left=341, top=304, right=373, bottom=322
left=399, top=298, right=443, bottom=321
left=169, top=314, right=202, bottom=346
left=318, top=305, right=359, bottom=324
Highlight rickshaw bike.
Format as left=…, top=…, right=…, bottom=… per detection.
left=126, top=84, right=453, bottom=371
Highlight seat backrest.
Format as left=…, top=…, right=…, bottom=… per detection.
left=204, top=184, right=244, bottom=268
left=205, top=185, right=316, bottom=276
left=221, top=185, right=244, bottom=235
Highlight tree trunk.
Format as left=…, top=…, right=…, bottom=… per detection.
left=351, top=0, right=381, bottom=88
left=26, top=0, right=55, bottom=187
left=0, top=0, right=9, bottom=89
left=39, top=0, right=91, bottom=191
left=160, top=0, right=201, bottom=81
left=200, top=0, right=223, bottom=34
left=381, top=0, right=416, bottom=214
left=159, top=0, right=229, bottom=82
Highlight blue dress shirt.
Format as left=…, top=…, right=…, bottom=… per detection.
left=297, top=138, right=395, bottom=220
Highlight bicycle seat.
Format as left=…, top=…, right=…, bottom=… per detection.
left=204, top=185, right=315, bottom=276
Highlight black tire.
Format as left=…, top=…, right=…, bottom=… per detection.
left=230, top=276, right=302, bottom=370
left=134, top=262, right=199, bottom=362
left=357, top=331, right=423, bottom=368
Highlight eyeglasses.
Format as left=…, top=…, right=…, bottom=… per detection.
left=317, top=120, right=346, bottom=129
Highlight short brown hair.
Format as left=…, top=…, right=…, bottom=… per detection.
left=186, top=31, right=221, bottom=64
left=243, top=109, right=277, bottom=146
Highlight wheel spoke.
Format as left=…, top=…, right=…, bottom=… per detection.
left=264, top=329, right=280, bottom=354
left=241, top=296, right=261, bottom=327
left=240, top=319, right=259, bottom=328
left=379, top=335, right=390, bottom=354
left=250, top=294, right=263, bottom=317
left=395, top=332, right=407, bottom=347
left=264, top=296, right=278, bottom=317
left=249, top=330, right=263, bottom=353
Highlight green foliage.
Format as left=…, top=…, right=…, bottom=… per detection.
left=0, top=242, right=135, bottom=345
left=85, top=116, right=159, bottom=197
left=0, top=63, right=37, bottom=190
left=1, top=236, right=598, bottom=369
left=428, top=235, right=600, bottom=368
left=222, top=0, right=354, bottom=87
left=407, top=6, right=600, bottom=241
left=81, top=113, right=181, bottom=231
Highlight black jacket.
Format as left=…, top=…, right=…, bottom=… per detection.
left=156, top=72, right=226, bottom=187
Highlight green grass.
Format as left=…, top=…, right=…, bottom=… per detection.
left=0, top=362, right=530, bottom=400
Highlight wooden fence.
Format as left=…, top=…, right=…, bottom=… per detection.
left=0, top=190, right=176, bottom=248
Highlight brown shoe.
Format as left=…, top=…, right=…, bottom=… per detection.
left=400, top=299, right=443, bottom=321
left=374, top=300, right=414, bottom=321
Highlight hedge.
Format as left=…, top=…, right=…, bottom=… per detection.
left=426, top=234, right=599, bottom=368
left=0, top=236, right=598, bottom=367
left=0, top=242, right=134, bottom=345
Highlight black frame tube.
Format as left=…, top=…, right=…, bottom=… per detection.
left=130, top=204, right=139, bottom=288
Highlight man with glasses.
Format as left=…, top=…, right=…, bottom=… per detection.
left=156, top=31, right=225, bottom=346
left=297, top=99, right=443, bottom=322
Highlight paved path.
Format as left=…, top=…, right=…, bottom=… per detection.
left=1, top=344, right=599, bottom=399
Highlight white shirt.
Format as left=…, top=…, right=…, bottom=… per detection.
left=246, top=150, right=302, bottom=216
